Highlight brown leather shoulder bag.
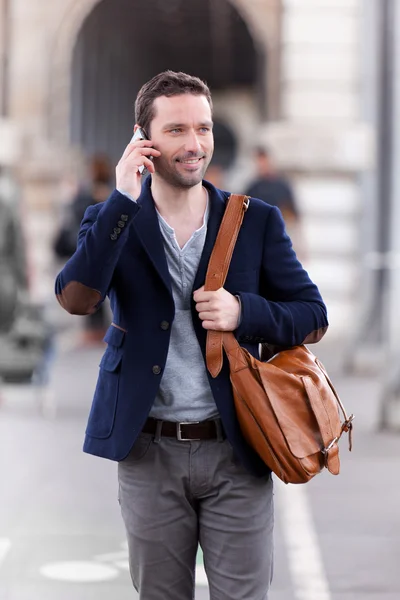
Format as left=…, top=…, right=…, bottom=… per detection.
left=205, top=194, right=354, bottom=484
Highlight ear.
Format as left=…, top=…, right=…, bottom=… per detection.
left=133, top=124, right=141, bottom=133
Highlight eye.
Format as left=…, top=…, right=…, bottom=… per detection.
left=200, top=127, right=211, bottom=133
left=170, top=128, right=182, bottom=134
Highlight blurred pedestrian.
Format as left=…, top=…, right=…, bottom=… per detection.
left=205, top=162, right=225, bottom=187
left=245, top=146, right=306, bottom=260
left=0, top=166, right=27, bottom=332
left=55, top=71, right=328, bottom=599
left=245, top=146, right=299, bottom=222
left=54, top=153, right=113, bottom=343
left=0, top=167, right=53, bottom=388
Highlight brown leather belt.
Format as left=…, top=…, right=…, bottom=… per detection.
left=142, top=417, right=225, bottom=441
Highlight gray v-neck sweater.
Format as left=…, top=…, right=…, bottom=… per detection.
left=149, top=199, right=219, bottom=423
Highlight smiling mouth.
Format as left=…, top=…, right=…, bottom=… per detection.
left=176, top=157, right=204, bottom=165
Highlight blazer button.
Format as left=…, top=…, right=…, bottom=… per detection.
left=160, top=321, right=170, bottom=330
left=152, top=365, right=162, bottom=375
left=120, top=214, right=128, bottom=222
left=110, top=233, right=118, bottom=241
left=113, top=227, right=121, bottom=234
left=117, top=221, right=125, bottom=228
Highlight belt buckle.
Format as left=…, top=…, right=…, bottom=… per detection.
left=177, top=421, right=200, bottom=442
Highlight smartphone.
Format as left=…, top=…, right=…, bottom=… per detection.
left=130, top=127, right=152, bottom=174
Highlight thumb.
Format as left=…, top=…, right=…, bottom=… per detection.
left=193, top=285, right=204, bottom=299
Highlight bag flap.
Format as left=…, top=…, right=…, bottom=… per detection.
left=258, top=366, right=323, bottom=459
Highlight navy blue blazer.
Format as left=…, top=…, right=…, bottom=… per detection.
left=55, top=177, right=328, bottom=477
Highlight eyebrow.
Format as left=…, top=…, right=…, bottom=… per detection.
left=163, top=121, right=214, bottom=130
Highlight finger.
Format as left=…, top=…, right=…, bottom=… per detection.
left=130, top=157, right=154, bottom=175
left=194, top=290, right=214, bottom=303
left=131, top=139, right=155, bottom=148
left=140, top=157, right=155, bottom=173
left=195, top=302, right=210, bottom=312
left=193, top=286, right=205, bottom=300
left=132, top=140, right=161, bottom=158
left=120, top=139, right=155, bottom=161
left=120, top=142, right=140, bottom=161
left=198, top=311, right=215, bottom=321
left=202, top=321, right=219, bottom=330
left=133, top=147, right=161, bottom=157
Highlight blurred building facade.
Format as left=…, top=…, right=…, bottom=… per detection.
left=0, top=0, right=381, bottom=340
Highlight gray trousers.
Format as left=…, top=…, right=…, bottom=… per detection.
left=118, top=432, right=274, bottom=600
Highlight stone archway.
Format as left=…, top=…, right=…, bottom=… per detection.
left=47, top=0, right=282, bottom=149
left=70, top=0, right=259, bottom=164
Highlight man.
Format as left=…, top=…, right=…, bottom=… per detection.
left=56, top=71, right=328, bottom=599
left=246, top=146, right=305, bottom=260
left=245, top=146, right=299, bottom=221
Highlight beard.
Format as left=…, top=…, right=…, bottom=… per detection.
left=153, top=150, right=213, bottom=189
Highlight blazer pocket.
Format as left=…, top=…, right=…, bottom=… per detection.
left=103, top=323, right=126, bottom=346
left=99, top=345, right=123, bottom=372
left=85, top=327, right=125, bottom=439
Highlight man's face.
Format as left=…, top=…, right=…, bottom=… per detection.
left=147, top=94, right=214, bottom=188
left=256, top=154, right=272, bottom=176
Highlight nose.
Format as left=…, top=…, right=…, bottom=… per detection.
left=184, top=130, right=202, bottom=155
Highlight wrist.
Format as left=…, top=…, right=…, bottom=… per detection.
left=235, top=295, right=242, bottom=329
left=117, top=188, right=137, bottom=203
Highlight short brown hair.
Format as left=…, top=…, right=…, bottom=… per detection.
left=135, top=71, right=213, bottom=136
left=89, top=153, right=112, bottom=184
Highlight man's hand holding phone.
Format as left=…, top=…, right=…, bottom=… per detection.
left=116, top=132, right=160, bottom=202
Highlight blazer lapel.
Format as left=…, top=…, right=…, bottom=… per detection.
left=131, top=177, right=172, bottom=296
left=130, top=177, right=228, bottom=308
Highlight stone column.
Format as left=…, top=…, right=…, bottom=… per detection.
left=380, top=0, right=400, bottom=430
left=258, top=0, right=375, bottom=341
left=7, top=0, right=77, bottom=301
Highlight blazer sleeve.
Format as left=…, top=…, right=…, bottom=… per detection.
left=235, top=206, right=328, bottom=346
left=55, top=190, right=140, bottom=315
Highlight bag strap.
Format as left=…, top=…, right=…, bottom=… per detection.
left=205, top=194, right=250, bottom=377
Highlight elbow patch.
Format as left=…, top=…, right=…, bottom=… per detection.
left=57, top=281, right=102, bottom=315
left=302, top=326, right=328, bottom=345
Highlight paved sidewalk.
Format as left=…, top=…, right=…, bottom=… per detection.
left=289, top=340, right=400, bottom=600
left=0, top=335, right=399, bottom=599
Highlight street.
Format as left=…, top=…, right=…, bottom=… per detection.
left=1, top=339, right=399, bottom=599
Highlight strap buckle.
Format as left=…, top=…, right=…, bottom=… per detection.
left=341, top=414, right=355, bottom=433
left=177, top=422, right=200, bottom=442
left=322, top=437, right=339, bottom=468
left=323, top=437, right=339, bottom=453
left=243, top=197, right=250, bottom=211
